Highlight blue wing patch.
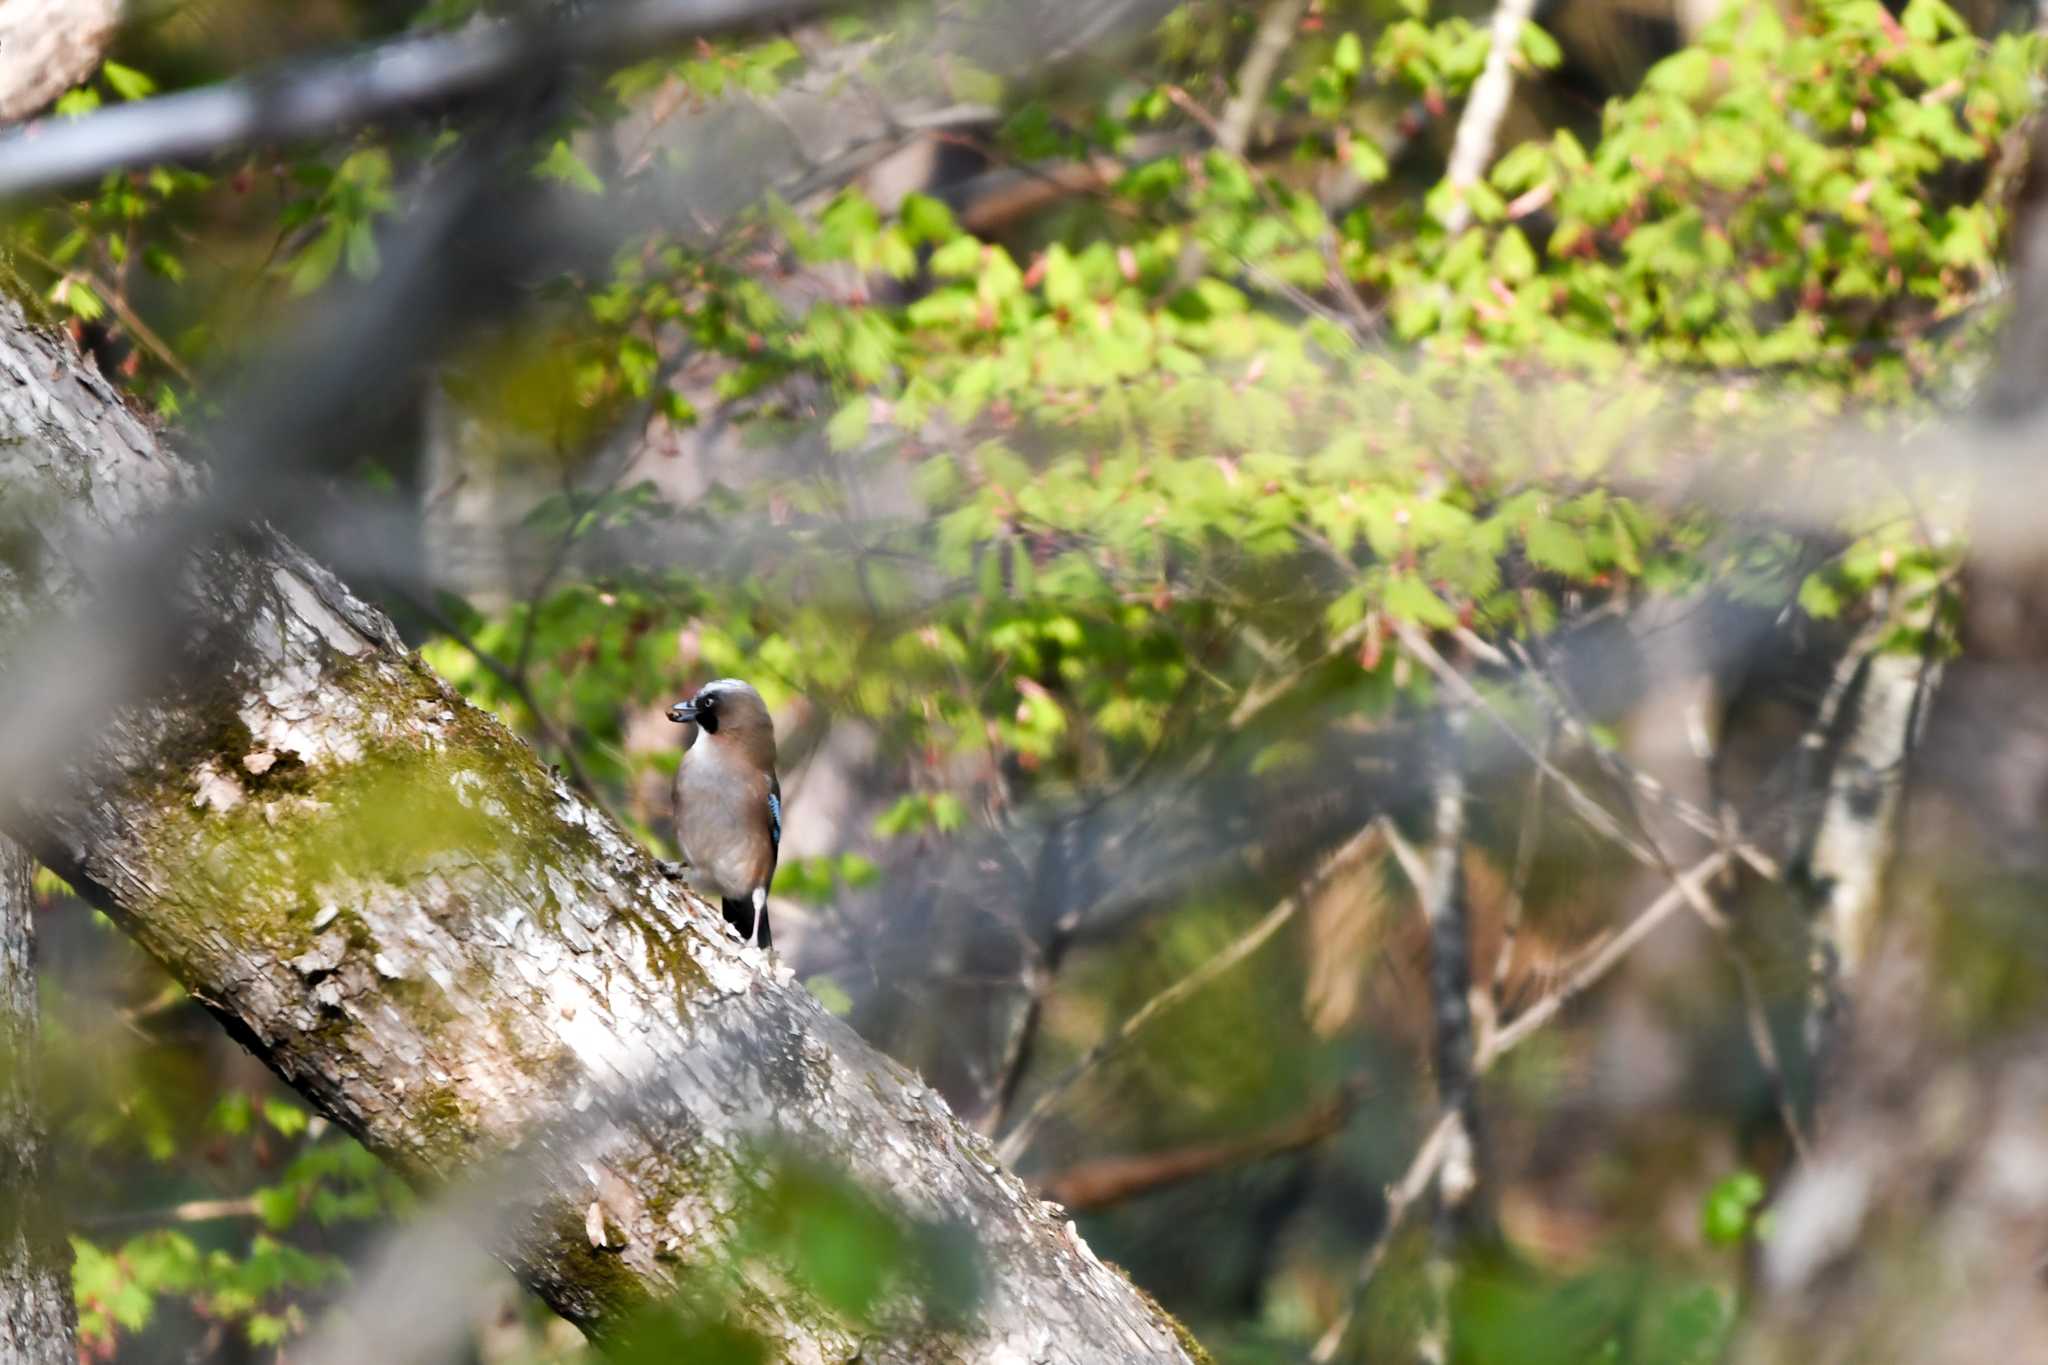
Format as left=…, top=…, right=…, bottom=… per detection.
left=767, top=790, right=782, bottom=848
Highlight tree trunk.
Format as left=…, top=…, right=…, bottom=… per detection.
left=0, top=0, right=121, bottom=123
left=0, top=843, right=76, bottom=1365
left=0, top=299, right=1201, bottom=1362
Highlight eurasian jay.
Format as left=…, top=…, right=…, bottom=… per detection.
left=667, top=678, right=781, bottom=950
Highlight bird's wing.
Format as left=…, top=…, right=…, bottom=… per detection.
left=766, top=777, right=782, bottom=852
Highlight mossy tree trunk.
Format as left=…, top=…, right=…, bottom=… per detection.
left=0, top=843, right=76, bottom=1365
left=0, top=299, right=1201, bottom=1362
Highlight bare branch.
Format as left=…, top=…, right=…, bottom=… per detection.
left=1796, top=593, right=1943, bottom=1123
left=1480, top=849, right=1733, bottom=1064
left=1035, top=1078, right=1364, bottom=1213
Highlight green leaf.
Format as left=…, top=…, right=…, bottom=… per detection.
left=344, top=219, right=379, bottom=279
left=1518, top=22, right=1563, bottom=70
left=1524, top=517, right=1592, bottom=577
left=1333, top=32, right=1365, bottom=77
left=1701, top=1170, right=1766, bottom=1246
left=1384, top=574, right=1457, bottom=628
left=288, top=223, right=346, bottom=295
left=262, top=1099, right=309, bottom=1138
left=826, top=396, right=871, bottom=450
left=900, top=192, right=957, bottom=244
left=101, top=61, right=157, bottom=101
left=535, top=139, right=604, bottom=195
left=929, top=235, right=982, bottom=278
left=1798, top=571, right=1844, bottom=619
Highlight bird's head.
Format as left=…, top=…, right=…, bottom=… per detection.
left=667, top=678, right=777, bottom=764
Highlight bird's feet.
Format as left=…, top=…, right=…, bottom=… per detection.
left=656, top=859, right=687, bottom=881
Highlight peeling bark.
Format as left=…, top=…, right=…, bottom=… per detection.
left=0, top=299, right=1200, bottom=1362
left=0, top=843, right=75, bottom=1365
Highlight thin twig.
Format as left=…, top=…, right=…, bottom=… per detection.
left=1498, top=636, right=1808, bottom=1151
left=79, top=1195, right=262, bottom=1230
left=1307, top=1108, right=1462, bottom=1364
left=1480, top=849, right=1732, bottom=1064
left=1503, top=636, right=1780, bottom=879
left=16, top=245, right=197, bottom=386
left=1490, top=734, right=1548, bottom=1002
left=994, top=823, right=1383, bottom=1166
left=1035, top=1075, right=1365, bottom=1212
left=1393, top=620, right=1660, bottom=864
left=1418, top=704, right=1482, bottom=1364
left=1726, top=944, right=1810, bottom=1160
left=980, top=816, right=1087, bottom=1136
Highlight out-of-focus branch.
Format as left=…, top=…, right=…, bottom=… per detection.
left=979, top=814, right=1089, bottom=1137
left=1034, top=1078, right=1364, bottom=1213
left=1393, top=621, right=1660, bottom=865
left=1437, top=0, right=1539, bottom=235
left=1489, top=740, right=1546, bottom=1001
left=0, top=0, right=824, bottom=198
left=1216, top=0, right=1309, bottom=158
left=1501, top=635, right=1781, bottom=879
left=0, top=0, right=120, bottom=124
left=1417, top=705, right=1482, bottom=1365
left=994, top=823, right=1385, bottom=1167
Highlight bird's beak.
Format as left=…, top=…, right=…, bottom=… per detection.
left=666, top=699, right=697, bottom=724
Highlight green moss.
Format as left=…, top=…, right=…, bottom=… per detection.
left=0, top=253, right=60, bottom=330
left=404, top=1084, right=479, bottom=1173
left=1113, top=1265, right=1215, bottom=1365
left=539, top=1201, right=656, bottom=1330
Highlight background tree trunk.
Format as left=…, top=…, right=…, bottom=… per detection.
left=0, top=297, right=1201, bottom=1363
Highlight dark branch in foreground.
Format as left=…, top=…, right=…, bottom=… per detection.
left=0, top=0, right=824, bottom=198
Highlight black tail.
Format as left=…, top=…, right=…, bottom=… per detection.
left=721, top=897, right=772, bottom=950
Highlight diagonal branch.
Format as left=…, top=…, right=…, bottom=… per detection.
left=1034, top=1078, right=1365, bottom=1213
left=0, top=0, right=824, bottom=198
